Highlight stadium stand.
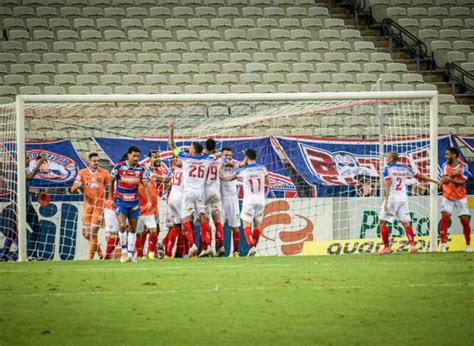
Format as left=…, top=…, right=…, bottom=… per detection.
left=0, top=0, right=473, bottom=160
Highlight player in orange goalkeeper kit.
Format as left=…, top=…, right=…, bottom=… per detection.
left=71, top=153, right=112, bottom=260
left=439, top=147, right=472, bottom=252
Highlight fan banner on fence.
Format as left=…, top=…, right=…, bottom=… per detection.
left=272, top=135, right=458, bottom=197
left=93, top=136, right=297, bottom=198
left=0, top=139, right=86, bottom=188
left=456, top=135, right=474, bottom=152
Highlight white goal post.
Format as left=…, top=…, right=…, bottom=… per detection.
left=13, top=91, right=438, bottom=261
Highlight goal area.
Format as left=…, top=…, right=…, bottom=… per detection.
left=0, top=91, right=441, bottom=262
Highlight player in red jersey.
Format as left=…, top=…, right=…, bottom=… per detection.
left=439, top=147, right=472, bottom=252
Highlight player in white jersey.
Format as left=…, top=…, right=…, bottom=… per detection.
left=203, top=138, right=226, bottom=257
left=220, top=147, right=242, bottom=257
left=224, top=149, right=269, bottom=257
left=164, top=159, right=184, bottom=257
left=168, top=120, right=215, bottom=257
left=379, top=151, right=439, bottom=255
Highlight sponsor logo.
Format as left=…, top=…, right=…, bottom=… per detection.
left=302, top=235, right=466, bottom=256
left=27, top=150, right=79, bottom=183
left=262, top=200, right=314, bottom=256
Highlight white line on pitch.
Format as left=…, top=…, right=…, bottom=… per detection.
left=5, top=282, right=473, bottom=298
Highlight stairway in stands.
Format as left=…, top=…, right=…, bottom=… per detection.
left=318, top=0, right=474, bottom=112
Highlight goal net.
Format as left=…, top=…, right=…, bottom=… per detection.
left=1, top=92, right=443, bottom=261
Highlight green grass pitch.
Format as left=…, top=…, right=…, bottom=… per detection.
left=1, top=253, right=473, bottom=345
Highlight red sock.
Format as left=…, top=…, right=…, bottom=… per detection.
left=381, top=225, right=389, bottom=247
left=176, top=233, right=186, bottom=257
left=183, top=221, right=195, bottom=246
left=232, top=231, right=240, bottom=253
left=404, top=225, right=415, bottom=245
left=200, top=222, right=211, bottom=247
left=461, top=218, right=471, bottom=245
left=253, top=229, right=261, bottom=246
left=105, top=235, right=116, bottom=259
left=166, top=228, right=180, bottom=257
left=440, top=214, right=450, bottom=244
left=215, top=222, right=224, bottom=249
left=162, top=230, right=170, bottom=248
left=148, top=233, right=158, bottom=254
left=135, top=236, right=144, bottom=257
left=244, top=226, right=254, bottom=248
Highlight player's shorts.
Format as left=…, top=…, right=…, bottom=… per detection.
left=83, top=203, right=104, bottom=228
left=240, top=202, right=265, bottom=224
left=379, top=200, right=410, bottom=223
left=181, top=191, right=206, bottom=219
left=136, top=214, right=158, bottom=234
left=167, top=198, right=182, bottom=225
left=104, top=208, right=119, bottom=234
left=205, top=193, right=221, bottom=215
left=221, top=196, right=241, bottom=228
left=116, top=201, right=140, bottom=220
left=441, top=197, right=470, bottom=217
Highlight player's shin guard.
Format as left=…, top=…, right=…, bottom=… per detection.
left=105, top=235, right=116, bottom=259
left=381, top=225, right=389, bottom=248
left=253, top=229, right=261, bottom=246
left=215, top=222, right=224, bottom=249
left=440, top=214, right=451, bottom=244
left=166, top=227, right=180, bottom=257
left=461, top=218, right=471, bottom=245
left=119, top=231, right=128, bottom=252
left=183, top=221, right=195, bottom=246
left=233, top=231, right=240, bottom=253
left=162, top=230, right=170, bottom=249
left=200, top=222, right=211, bottom=247
left=135, top=236, right=144, bottom=258
left=176, top=233, right=187, bottom=257
left=244, top=227, right=254, bottom=248
left=148, top=232, right=158, bottom=254
left=127, top=232, right=136, bottom=258
left=404, top=225, right=415, bottom=245
left=88, top=235, right=98, bottom=260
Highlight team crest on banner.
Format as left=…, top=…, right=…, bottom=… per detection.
left=0, top=139, right=86, bottom=188
left=274, top=135, right=458, bottom=197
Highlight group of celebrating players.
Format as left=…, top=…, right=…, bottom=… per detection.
left=72, top=120, right=269, bottom=261
left=71, top=117, right=472, bottom=261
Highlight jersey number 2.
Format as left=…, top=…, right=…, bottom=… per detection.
left=395, top=177, right=402, bottom=191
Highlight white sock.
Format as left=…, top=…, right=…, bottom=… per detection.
left=127, top=232, right=136, bottom=257
left=119, top=231, right=127, bottom=250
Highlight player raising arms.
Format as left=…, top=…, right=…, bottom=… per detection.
left=220, top=147, right=242, bottom=257
left=71, top=153, right=112, bottom=260
left=439, top=147, right=472, bottom=252
left=168, top=120, right=215, bottom=257
left=379, top=151, right=439, bottom=254
left=110, top=146, right=151, bottom=263
left=224, top=149, right=269, bottom=257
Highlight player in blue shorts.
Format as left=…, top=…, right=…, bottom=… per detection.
left=110, top=146, right=152, bottom=263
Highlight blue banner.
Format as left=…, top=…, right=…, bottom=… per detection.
left=0, top=139, right=86, bottom=188
left=273, top=135, right=458, bottom=197
left=94, top=136, right=297, bottom=198
left=456, top=135, right=474, bottom=153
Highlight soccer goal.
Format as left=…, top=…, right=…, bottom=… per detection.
left=0, top=91, right=441, bottom=262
